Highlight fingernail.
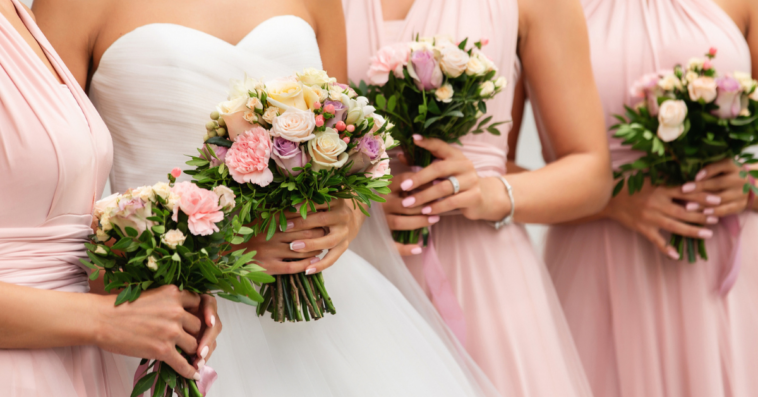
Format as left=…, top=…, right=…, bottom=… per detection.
left=686, top=202, right=700, bottom=211
left=401, top=179, right=414, bottom=191
left=412, top=134, right=422, bottom=141
left=290, top=241, right=305, bottom=251
left=310, top=257, right=320, bottom=264
left=402, top=196, right=416, bottom=207
left=703, top=208, right=715, bottom=215
left=200, top=345, right=209, bottom=359
left=667, top=247, right=680, bottom=260
left=706, top=195, right=721, bottom=205
left=210, top=315, right=216, bottom=327
left=699, top=229, right=713, bottom=239
left=706, top=216, right=719, bottom=224
left=682, top=182, right=696, bottom=193
left=695, top=169, right=708, bottom=181
left=422, top=206, right=432, bottom=214
left=281, top=221, right=294, bottom=231
left=411, top=247, right=423, bottom=255
left=305, top=266, right=317, bottom=275
left=193, top=372, right=201, bottom=381
left=428, top=215, right=440, bottom=224
left=197, top=359, right=205, bottom=371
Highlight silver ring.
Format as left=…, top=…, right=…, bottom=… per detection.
left=447, top=176, right=460, bottom=194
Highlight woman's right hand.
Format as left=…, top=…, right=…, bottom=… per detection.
left=93, top=285, right=204, bottom=380
left=234, top=226, right=326, bottom=275
left=382, top=171, right=440, bottom=256
left=605, top=181, right=715, bottom=260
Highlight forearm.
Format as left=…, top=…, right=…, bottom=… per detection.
left=0, top=281, right=100, bottom=349
left=506, top=160, right=529, bottom=174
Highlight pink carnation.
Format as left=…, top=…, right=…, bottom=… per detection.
left=225, top=126, right=274, bottom=186
left=367, top=43, right=410, bottom=85
left=170, top=182, right=224, bottom=236
left=367, top=158, right=390, bottom=178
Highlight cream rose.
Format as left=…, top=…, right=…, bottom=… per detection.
left=95, top=245, right=108, bottom=255
left=271, top=108, right=316, bottom=142
left=465, top=56, right=487, bottom=76
left=152, top=182, right=171, bottom=200
left=261, top=106, right=279, bottom=125
left=301, top=85, right=322, bottom=110
left=435, top=83, right=454, bottom=103
left=684, top=71, right=698, bottom=84
left=657, top=74, right=682, bottom=91
left=132, top=186, right=155, bottom=202
left=734, top=72, right=757, bottom=93
left=96, top=228, right=109, bottom=242
left=688, top=77, right=717, bottom=102
left=308, top=128, right=349, bottom=171
left=657, top=100, right=688, bottom=142
left=213, top=185, right=236, bottom=211
left=438, top=43, right=469, bottom=78
left=494, top=76, right=507, bottom=89
left=476, top=52, right=497, bottom=73
left=310, top=85, right=328, bottom=102
left=94, top=193, right=119, bottom=219
left=147, top=256, right=159, bottom=271
left=687, top=57, right=705, bottom=72
left=229, top=75, right=263, bottom=100
left=166, top=192, right=180, bottom=212
left=479, top=81, right=495, bottom=96
left=345, top=98, right=365, bottom=125
left=296, top=68, right=334, bottom=86
left=161, top=229, right=186, bottom=250
left=217, top=96, right=251, bottom=141
left=243, top=110, right=257, bottom=124
left=247, top=97, right=263, bottom=110
left=266, top=78, right=308, bottom=111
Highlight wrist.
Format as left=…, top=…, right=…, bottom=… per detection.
left=482, top=176, right=512, bottom=222
left=85, top=293, right=115, bottom=347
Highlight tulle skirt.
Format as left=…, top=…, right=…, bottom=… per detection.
left=0, top=345, right=132, bottom=397
left=404, top=215, right=593, bottom=397
left=545, top=213, right=758, bottom=397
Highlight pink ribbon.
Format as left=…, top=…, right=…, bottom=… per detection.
left=422, top=229, right=467, bottom=346
left=719, top=174, right=756, bottom=295
left=133, top=360, right=217, bottom=396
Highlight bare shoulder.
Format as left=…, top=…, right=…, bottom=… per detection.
left=32, top=0, right=113, bottom=34
left=19, top=2, right=35, bottom=21
left=516, top=0, right=586, bottom=42
left=304, top=0, right=344, bottom=34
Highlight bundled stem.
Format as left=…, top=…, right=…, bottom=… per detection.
left=261, top=273, right=335, bottom=322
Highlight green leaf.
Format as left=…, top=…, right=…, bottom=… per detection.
left=125, top=227, right=138, bottom=237
left=375, top=94, right=387, bottom=110
left=115, top=286, right=132, bottom=306
left=172, top=253, right=181, bottom=262
left=78, top=258, right=97, bottom=270
left=447, top=110, right=464, bottom=118
left=387, top=95, right=397, bottom=112
left=141, top=280, right=153, bottom=290
left=131, top=372, right=158, bottom=397
left=427, top=98, right=441, bottom=114
left=186, top=159, right=209, bottom=167
left=457, top=37, right=468, bottom=50
left=204, top=136, right=234, bottom=148
left=238, top=226, right=253, bottom=235
left=89, top=269, right=100, bottom=281
left=266, top=217, right=277, bottom=241
left=151, top=225, right=165, bottom=235
left=423, top=116, right=441, bottom=129
left=612, top=179, right=624, bottom=196
left=245, top=272, right=276, bottom=283
left=128, top=286, right=142, bottom=302
left=478, top=101, right=487, bottom=114
left=231, top=236, right=245, bottom=245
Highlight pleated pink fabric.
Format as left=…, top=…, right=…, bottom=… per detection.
left=0, top=1, right=131, bottom=395
left=537, top=1, right=758, bottom=396
left=344, top=1, right=593, bottom=396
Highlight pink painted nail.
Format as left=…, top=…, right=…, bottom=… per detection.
left=210, top=315, right=216, bottom=327
left=682, top=182, right=696, bottom=193
left=706, top=216, right=719, bottom=225
left=667, top=247, right=680, bottom=260
left=280, top=221, right=295, bottom=232
left=305, top=267, right=317, bottom=275
left=193, top=372, right=201, bottom=381
left=290, top=241, right=305, bottom=251
left=685, top=202, right=699, bottom=211
left=412, top=134, right=423, bottom=141
left=197, top=359, right=206, bottom=371
left=703, top=208, right=715, bottom=215
left=402, top=197, right=416, bottom=207
left=200, top=345, right=209, bottom=359
left=706, top=195, right=721, bottom=205
left=422, top=206, right=432, bottom=214
left=401, top=179, right=414, bottom=191
left=310, top=257, right=321, bottom=264
left=428, top=216, right=440, bottom=224
left=695, top=169, right=708, bottom=181
left=411, top=247, right=423, bottom=255
left=698, top=229, right=713, bottom=239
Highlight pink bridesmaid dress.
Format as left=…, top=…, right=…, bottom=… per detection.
left=344, top=1, right=593, bottom=396
left=539, top=1, right=758, bottom=396
left=0, top=1, right=131, bottom=395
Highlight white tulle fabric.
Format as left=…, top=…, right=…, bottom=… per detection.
left=89, top=16, right=500, bottom=397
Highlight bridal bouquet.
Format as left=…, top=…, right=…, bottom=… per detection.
left=81, top=168, right=273, bottom=397
left=358, top=36, right=508, bottom=245
left=613, top=48, right=758, bottom=262
left=185, top=69, right=395, bottom=323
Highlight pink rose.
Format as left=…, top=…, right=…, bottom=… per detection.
left=367, top=158, right=390, bottom=178
left=170, top=182, right=224, bottom=236
left=367, top=43, right=411, bottom=85
left=225, top=126, right=274, bottom=186
left=713, top=75, right=744, bottom=119
left=629, top=73, right=660, bottom=98
left=407, top=49, right=444, bottom=91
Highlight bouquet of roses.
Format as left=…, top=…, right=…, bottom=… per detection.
left=185, top=68, right=396, bottom=323
left=358, top=35, right=508, bottom=246
left=612, top=48, right=758, bottom=262
left=81, top=168, right=273, bottom=397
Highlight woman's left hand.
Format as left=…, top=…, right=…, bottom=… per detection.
left=192, top=294, right=221, bottom=371
left=392, top=136, right=510, bottom=222
left=674, top=158, right=749, bottom=218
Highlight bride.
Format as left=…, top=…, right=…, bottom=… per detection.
left=33, top=0, right=501, bottom=395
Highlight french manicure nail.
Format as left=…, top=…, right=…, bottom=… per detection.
left=310, top=257, right=321, bottom=264
left=197, top=359, right=205, bottom=371
left=428, top=216, right=440, bottom=224
left=200, top=345, right=209, bottom=359
left=685, top=202, right=700, bottom=211
left=290, top=241, right=305, bottom=251
left=411, top=247, right=423, bottom=255
left=402, top=197, right=416, bottom=207
left=703, top=208, right=715, bottom=215
left=401, top=179, right=414, bottom=191
left=706, top=195, right=721, bottom=205
left=210, top=315, right=215, bottom=327
left=305, top=267, right=317, bottom=275
left=412, top=134, right=423, bottom=141
left=667, top=247, right=680, bottom=260
left=695, top=169, right=708, bottom=181
left=706, top=216, right=719, bottom=225
left=193, top=372, right=201, bottom=381
left=422, top=206, right=432, bottom=214
left=682, top=182, right=697, bottom=193
left=699, top=229, right=714, bottom=239
left=280, top=221, right=295, bottom=231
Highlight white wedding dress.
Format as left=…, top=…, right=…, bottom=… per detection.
left=90, top=15, right=500, bottom=397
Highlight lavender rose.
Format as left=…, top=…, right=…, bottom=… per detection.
left=324, top=100, right=347, bottom=128
left=407, top=49, right=443, bottom=91
left=201, top=144, right=228, bottom=167
left=272, top=137, right=309, bottom=176
left=713, top=75, right=745, bottom=119
left=347, top=135, right=383, bottom=174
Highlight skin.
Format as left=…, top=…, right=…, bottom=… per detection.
left=506, top=0, right=758, bottom=257
left=4, top=0, right=224, bottom=376
left=32, top=0, right=363, bottom=276
left=381, top=0, right=612, bottom=256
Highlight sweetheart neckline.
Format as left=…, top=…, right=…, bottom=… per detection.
left=92, top=15, right=315, bottom=80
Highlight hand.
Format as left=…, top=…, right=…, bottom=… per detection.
left=606, top=181, right=713, bottom=259
left=192, top=294, right=221, bottom=371
left=382, top=172, right=440, bottom=256
left=93, top=285, right=203, bottom=380
left=678, top=159, right=749, bottom=217
left=234, top=224, right=326, bottom=275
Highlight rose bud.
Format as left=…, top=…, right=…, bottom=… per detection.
left=703, top=60, right=712, bottom=70
left=346, top=124, right=355, bottom=132
left=343, top=137, right=350, bottom=143
left=336, top=121, right=347, bottom=131
left=324, top=104, right=335, bottom=114
left=709, top=47, right=718, bottom=57
left=171, top=168, right=182, bottom=178
left=315, top=114, right=325, bottom=127
left=313, top=101, right=322, bottom=110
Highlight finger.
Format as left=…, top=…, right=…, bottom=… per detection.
left=163, top=349, right=199, bottom=381
left=382, top=195, right=425, bottom=216
left=278, top=228, right=326, bottom=241
left=411, top=135, right=462, bottom=160
left=386, top=214, right=440, bottom=231
left=399, top=160, right=472, bottom=193
left=288, top=210, right=348, bottom=231
left=304, top=241, right=349, bottom=273
left=639, top=226, right=680, bottom=260
left=407, top=171, right=478, bottom=207
left=196, top=295, right=220, bottom=368
left=289, top=227, right=346, bottom=252
left=180, top=290, right=202, bottom=310
left=181, top=311, right=202, bottom=337
left=710, top=199, right=749, bottom=217
left=697, top=175, right=746, bottom=193
left=397, top=152, right=409, bottom=167
left=696, top=158, right=740, bottom=181
left=655, top=215, right=713, bottom=240
left=175, top=328, right=199, bottom=356
left=395, top=242, right=423, bottom=256
left=668, top=188, right=723, bottom=207
left=659, top=201, right=709, bottom=225
left=426, top=189, right=479, bottom=215
left=266, top=257, right=322, bottom=275
left=389, top=172, right=417, bottom=191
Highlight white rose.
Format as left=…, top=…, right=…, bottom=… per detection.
left=228, top=75, right=262, bottom=100
left=479, top=81, right=495, bottom=97
left=217, top=96, right=248, bottom=117
left=494, top=76, right=507, bottom=89
left=684, top=71, right=698, bottom=83
left=476, top=52, right=497, bottom=73
left=383, top=132, right=395, bottom=149
left=271, top=108, right=316, bottom=142
left=734, top=72, right=757, bottom=93
left=247, top=97, right=263, bottom=110
left=152, top=182, right=171, bottom=200
left=345, top=98, right=365, bottom=125
left=438, top=43, right=469, bottom=78
left=657, top=100, right=688, bottom=142
left=465, top=56, right=487, bottom=76
left=371, top=113, right=386, bottom=132
left=147, top=256, right=159, bottom=271
left=687, top=57, right=705, bottom=71
left=657, top=74, right=682, bottom=91
left=213, top=185, right=236, bottom=211
left=435, top=83, right=454, bottom=103
left=266, top=77, right=308, bottom=111
left=688, top=77, right=717, bottom=102
left=95, top=245, right=108, bottom=255
left=328, top=85, right=346, bottom=101
left=296, top=68, right=334, bottom=86
left=410, top=41, right=434, bottom=52
left=161, top=229, right=186, bottom=250
left=96, top=228, right=110, bottom=242
left=166, top=192, right=180, bottom=212
left=310, top=85, right=329, bottom=102
left=243, top=110, right=257, bottom=124
left=751, top=89, right=758, bottom=102
left=308, top=128, right=349, bottom=171
left=94, top=193, right=119, bottom=218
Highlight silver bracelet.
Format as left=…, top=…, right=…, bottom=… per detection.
left=489, top=176, right=514, bottom=230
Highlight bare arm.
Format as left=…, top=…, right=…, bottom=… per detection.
left=506, top=76, right=529, bottom=174
left=309, top=0, right=348, bottom=82
left=747, top=0, right=758, bottom=211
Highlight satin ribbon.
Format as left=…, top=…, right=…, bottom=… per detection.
left=134, top=360, right=217, bottom=396
left=720, top=175, right=756, bottom=295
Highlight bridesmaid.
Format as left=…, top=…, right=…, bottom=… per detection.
left=344, top=0, right=609, bottom=395
left=519, top=0, right=758, bottom=396
left=0, top=1, right=219, bottom=395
